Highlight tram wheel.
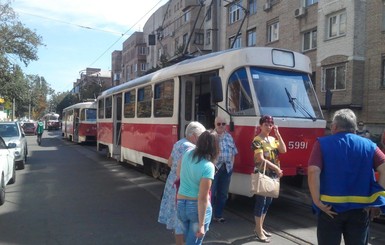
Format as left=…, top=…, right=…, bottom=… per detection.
left=151, top=162, right=161, bottom=179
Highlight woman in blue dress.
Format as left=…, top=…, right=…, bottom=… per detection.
left=158, top=121, right=206, bottom=245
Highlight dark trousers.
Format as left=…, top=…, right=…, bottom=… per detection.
left=317, top=209, right=370, bottom=245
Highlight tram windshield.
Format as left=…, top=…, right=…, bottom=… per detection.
left=85, top=109, right=97, bottom=122
left=251, top=67, right=323, bottom=120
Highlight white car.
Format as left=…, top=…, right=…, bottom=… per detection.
left=0, top=122, right=28, bottom=169
left=0, top=136, right=16, bottom=206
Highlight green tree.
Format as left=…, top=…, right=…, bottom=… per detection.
left=25, top=75, right=53, bottom=119
left=0, top=1, right=44, bottom=117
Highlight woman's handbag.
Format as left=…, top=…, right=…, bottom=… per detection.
left=251, top=160, right=280, bottom=198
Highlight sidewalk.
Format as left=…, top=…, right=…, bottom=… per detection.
left=203, top=208, right=309, bottom=245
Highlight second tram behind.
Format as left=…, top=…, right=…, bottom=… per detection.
left=62, top=102, right=97, bottom=143
left=96, top=47, right=326, bottom=197
left=41, top=112, right=60, bottom=130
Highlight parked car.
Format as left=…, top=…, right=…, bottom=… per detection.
left=0, top=122, right=28, bottom=169
left=22, top=121, right=37, bottom=135
left=0, top=136, right=16, bottom=206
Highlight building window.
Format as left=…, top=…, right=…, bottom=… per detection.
left=206, top=30, right=211, bottom=45
left=206, top=5, right=211, bottom=21
left=229, top=35, right=242, bottom=49
left=303, top=29, right=317, bottom=51
left=194, top=33, right=204, bottom=45
left=141, top=63, right=147, bottom=71
left=304, top=0, right=318, bottom=7
left=267, top=21, right=279, bottom=43
left=327, top=11, right=346, bottom=39
left=184, top=11, right=190, bottom=23
left=322, top=63, right=346, bottom=91
left=157, top=49, right=162, bottom=61
left=248, top=0, right=257, bottom=15
left=229, top=2, right=243, bottom=24
left=183, top=33, right=188, bottom=47
left=247, top=29, right=256, bottom=47
left=139, top=46, right=146, bottom=55
left=381, top=56, right=385, bottom=87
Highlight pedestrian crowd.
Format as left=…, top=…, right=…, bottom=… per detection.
left=157, top=109, right=385, bottom=245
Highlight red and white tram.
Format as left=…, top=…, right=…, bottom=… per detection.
left=97, top=47, right=326, bottom=197
left=62, top=101, right=97, bottom=143
left=41, top=112, right=60, bottom=130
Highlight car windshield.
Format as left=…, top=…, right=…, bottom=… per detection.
left=0, top=125, right=19, bottom=137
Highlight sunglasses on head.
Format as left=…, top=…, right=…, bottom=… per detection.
left=217, top=122, right=226, bottom=126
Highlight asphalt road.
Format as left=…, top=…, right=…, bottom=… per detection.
left=0, top=131, right=383, bottom=245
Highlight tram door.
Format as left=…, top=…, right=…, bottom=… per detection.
left=179, top=77, right=195, bottom=139
left=73, top=108, right=80, bottom=142
left=195, top=73, right=216, bottom=130
left=112, top=94, right=122, bottom=159
left=180, top=73, right=215, bottom=135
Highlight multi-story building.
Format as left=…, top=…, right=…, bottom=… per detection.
left=120, top=32, right=148, bottom=83
left=73, top=68, right=112, bottom=101
left=111, top=50, right=122, bottom=87
left=113, top=0, right=385, bottom=137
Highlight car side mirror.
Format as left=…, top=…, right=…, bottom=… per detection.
left=7, top=143, right=17, bottom=148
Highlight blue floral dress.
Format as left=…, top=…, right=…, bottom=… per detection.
left=158, top=138, right=194, bottom=234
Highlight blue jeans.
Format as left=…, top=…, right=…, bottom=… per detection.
left=177, top=199, right=212, bottom=245
left=317, top=209, right=370, bottom=245
left=254, top=195, right=273, bottom=217
left=211, top=164, right=232, bottom=218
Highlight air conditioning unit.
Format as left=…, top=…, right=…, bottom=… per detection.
left=294, top=7, right=307, bottom=18
left=263, top=2, right=271, bottom=11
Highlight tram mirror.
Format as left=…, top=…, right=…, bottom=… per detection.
left=210, top=76, right=223, bottom=103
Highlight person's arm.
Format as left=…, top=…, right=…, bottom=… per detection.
left=196, top=178, right=211, bottom=238
left=167, top=155, right=173, bottom=168
left=254, top=151, right=282, bottom=177
left=176, top=158, right=182, bottom=178
left=273, top=126, right=287, bottom=153
left=377, top=162, right=385, bottom=189
left=307, top=165, right=337, bottom=218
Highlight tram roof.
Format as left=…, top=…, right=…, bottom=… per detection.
left=98, top=47, right=311, bottom=98
left=63, top=101, right=97, bottom=111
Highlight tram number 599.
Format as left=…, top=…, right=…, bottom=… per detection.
left=288, top=141, right=308, bottom=150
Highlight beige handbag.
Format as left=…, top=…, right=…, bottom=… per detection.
left=251, top=160, right=280, bottom=198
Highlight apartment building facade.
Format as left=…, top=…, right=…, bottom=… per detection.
left=112, top=0, right=385, bottom=136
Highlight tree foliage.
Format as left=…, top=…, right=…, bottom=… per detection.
left=0, top=1, right=45, bottom=119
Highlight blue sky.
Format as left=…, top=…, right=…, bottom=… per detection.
left=11, top=0, right=168, bottom=93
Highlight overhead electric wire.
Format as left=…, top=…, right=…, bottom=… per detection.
left=15, top=10, right=127, bottom=36
left=89, top=0, right=167, bottom=67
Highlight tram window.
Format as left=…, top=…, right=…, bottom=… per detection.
left=80, top=110, right=86, bottom=121
left=98, top=99, right=104, bottom=119
left=137, top=85, right=152, bottom=118
left=227, top=68, right=255, bottom=115
left=105, top=96, right=112, bottom=119
left=124, top=90, right=136, bottom=118
left=154, top=80, right=174, bottom=117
